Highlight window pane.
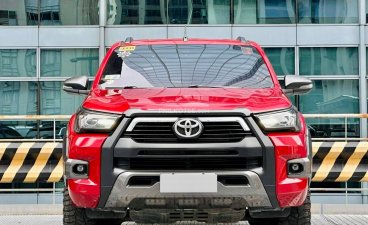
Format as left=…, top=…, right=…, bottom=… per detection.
left=367, top=0, right=368, bottom=23
left=40, top=0, right=98, bottom=25
left=234, top=0, right=296, bottom=24
left=25, top=120, right=67, bottom=139
left=40, top=49, right=99, bottom=77
left=40, top=81, right=85, bottom=115
left=0, top=49, right=36, bottom=77
left=107, top=0, right=231, bottom=25
left=108, top=0, right=167, bottom=25
left=300, top=80, right=359, bottom=113
left=168, top=0, right=230, bottom=24
left=264, top=47, right=295, bottom=75
left=0, top=0, right=38, bottom=25
left=365, top=49, right=368, bottom=74
left=0, top=81, right=38, bottom=139
left=299, top=47, right=358, bottom=76
left=300, top=80, right=360, bottom=138
left=298, top=0, right=358, bottom=24
left=0, top=81, right=38, bottom=115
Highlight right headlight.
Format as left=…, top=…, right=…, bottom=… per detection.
left=75, top=110, right=122, bottom=133
left=255, top=109, right=300, bottom=132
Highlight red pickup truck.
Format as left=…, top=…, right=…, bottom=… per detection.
left=62, top=37, right=313, bottom=225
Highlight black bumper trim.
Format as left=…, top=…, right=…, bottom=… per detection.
left=98, top=109, right=278, bottom=209
left=114, top=137, right=263, bottom=158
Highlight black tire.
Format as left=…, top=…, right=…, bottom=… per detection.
left=63, top=188, right=96, bottom=225
left=248, top=192, right=311, bottom=225
left=63, top=188, right=123, bottom=225
left=279, top=192, right=311, bottom=225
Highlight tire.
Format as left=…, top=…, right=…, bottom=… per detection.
left=63, top=188, right=96, bottom=225
left=63, top=188, right=123, bottom=225
left=248, top=192, right=311, bottom=225
left=279, top=192, right=311, bottom=225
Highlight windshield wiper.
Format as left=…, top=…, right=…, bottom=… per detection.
left=104, top=85, right=139, bottom=89
left=122, top=86, right=138, bottom=89
left=186, top=85, right=228, bottom=88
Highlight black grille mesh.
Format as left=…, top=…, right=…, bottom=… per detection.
left=124, top=120, right=251, bottom=143
left=116, top=157, right=262, bottom=170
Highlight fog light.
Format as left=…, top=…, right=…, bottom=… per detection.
left=77, top=165, right=85, bottom=173
left=292, top=164, right=300, bottom=171
left=72, top=164, right=88, bottom=175
left=286, top=158, right=311, bottom=178
left=66, top=159, right=89, bottom=179
left=288, top=163, right=303, bottom=174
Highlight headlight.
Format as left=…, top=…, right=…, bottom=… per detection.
left=255, top=109, right=300, bottom=132
left=75, top=111, right=121, bottom=133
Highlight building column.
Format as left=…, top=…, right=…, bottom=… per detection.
left=359, top=0, right=368, bottom=204
left=99, top=0, right=107, bottom=64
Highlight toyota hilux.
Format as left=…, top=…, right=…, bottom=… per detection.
left=62, top=37, right=313, bottom=225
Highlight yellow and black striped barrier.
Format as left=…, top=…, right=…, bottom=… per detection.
left=0, top=142, right=63, bottom=183
left=1, top=141, right=368, bottom=183
left=312, top=142, right=368, bottom=182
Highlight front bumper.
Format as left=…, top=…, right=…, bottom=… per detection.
left=105, top=171, right=272, bottom=209
left=66, top=109, right=310, bottom=209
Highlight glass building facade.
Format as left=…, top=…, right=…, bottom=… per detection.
left=1, top=0, right=368, bottom=203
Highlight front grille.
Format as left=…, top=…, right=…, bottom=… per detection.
left=115, top=157, right=262, bottom=170
left=137, top=149, right=238, bottom=156
left=124, top=120, right=251, bottom=143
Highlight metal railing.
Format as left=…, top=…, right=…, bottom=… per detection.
left=0, top=113, right=366, bottom=142
left=0, top=185, right=64, bottom=204
left=0, top=115, right=70, bottom=142
left=304, top=113, right=368, bottom=204
left=1, top=114, right=368, bottom=205
left=304, top=113, right=367, bottom=141
left=0, top=115, right=68, bottom=204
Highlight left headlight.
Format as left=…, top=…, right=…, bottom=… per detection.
left=75, top=111, right=121, bottom=133
left=255, top=109, right=300, bottom=132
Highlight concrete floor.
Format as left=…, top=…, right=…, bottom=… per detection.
left=0, top=215, right=368, bottom=225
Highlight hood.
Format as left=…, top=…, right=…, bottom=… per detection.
left=82, top=88, right=291, bottom=114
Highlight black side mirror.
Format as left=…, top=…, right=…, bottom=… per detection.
left=283, top=75, right=313, bottom=95
left=63, top=76, right=89, bottom=95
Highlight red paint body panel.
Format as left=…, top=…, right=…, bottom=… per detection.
left=83, top=88, right=291, bottom=114
left=67, top=114, right=108, bottom=208
left=268, top=115, right=309, bottom=207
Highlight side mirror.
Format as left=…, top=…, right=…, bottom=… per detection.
left=283, top=75, right=313, bottom=95
left=63, top=76, right=90, bottom=95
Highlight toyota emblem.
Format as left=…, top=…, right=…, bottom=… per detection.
left=173, top=118, right=203, bottom=139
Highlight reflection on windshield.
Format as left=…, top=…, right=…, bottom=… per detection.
left=100, top=62, right=154, bottom=89
left=101, top=44, right=273, bottom=89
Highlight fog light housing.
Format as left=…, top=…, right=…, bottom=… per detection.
left=65, top=159, right=89, bottom=179
left=78, top=164, right=87, bottom=173
left=288, top=163, right=303, bottom=174
left=73, top=164, right=88, bottom=175
left=287, top=158, right=311, bottom=178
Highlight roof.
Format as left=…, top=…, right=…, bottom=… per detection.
left=117, top=37, right=258, bottom=47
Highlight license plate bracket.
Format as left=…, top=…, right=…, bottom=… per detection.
left=160, top=173, right=217, bottom=193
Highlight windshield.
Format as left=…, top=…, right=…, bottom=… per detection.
left=100, top=44, right=274, bottom=89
